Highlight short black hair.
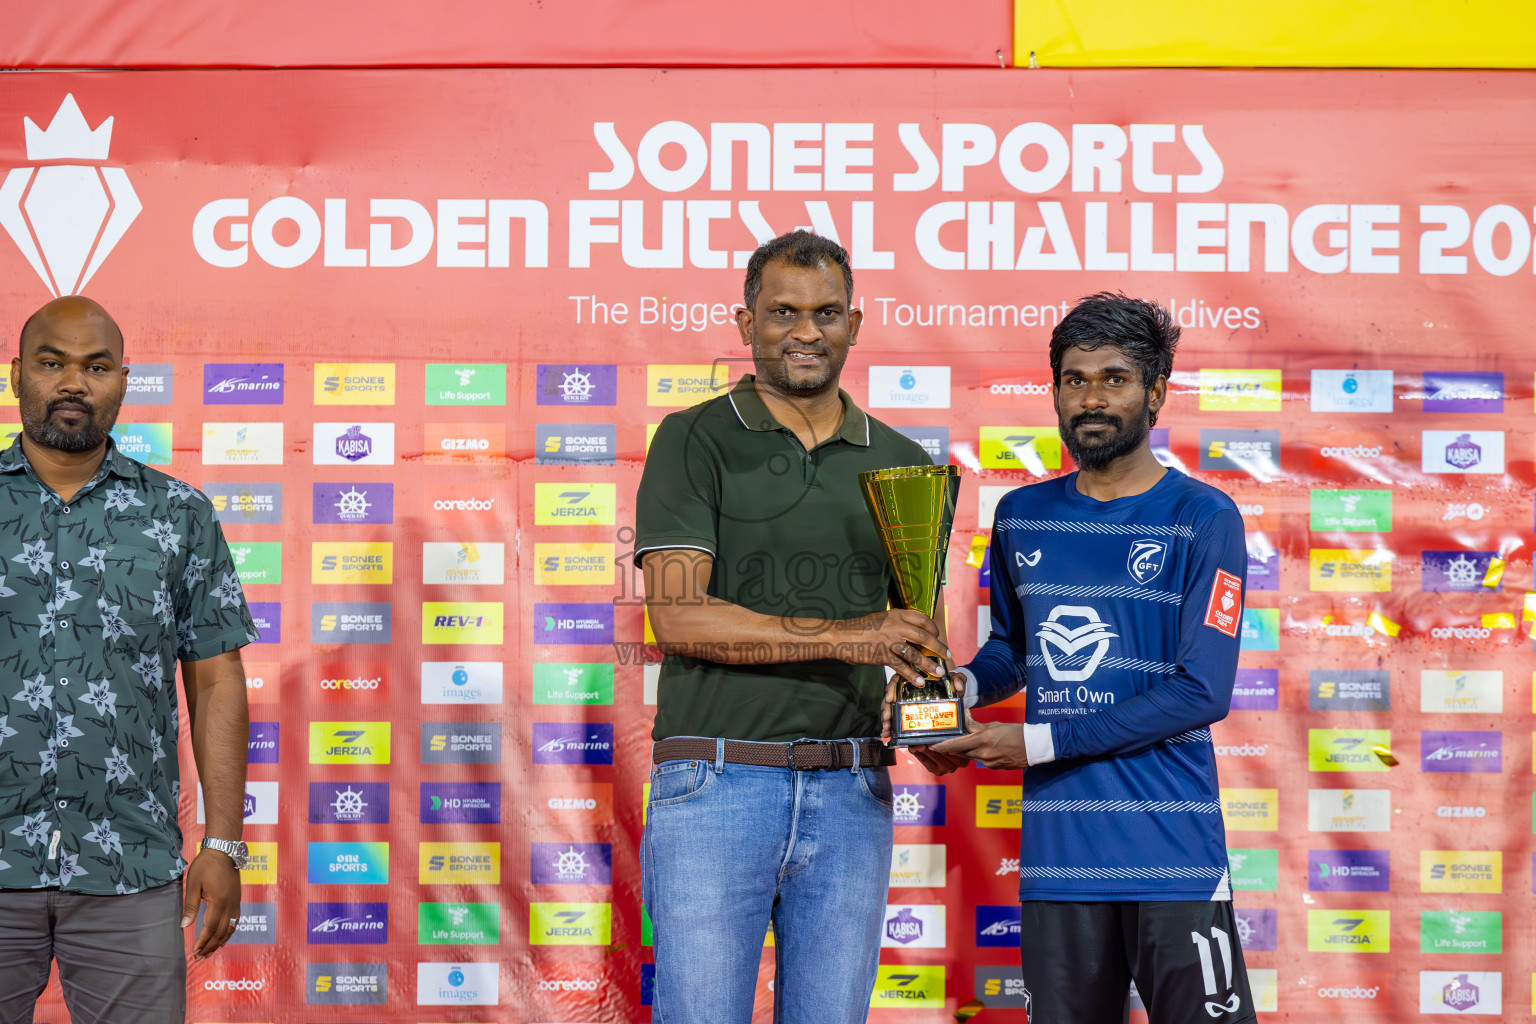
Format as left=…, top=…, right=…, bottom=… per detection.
left=742, top=230, right=853, bottom=312
left=1049, top=292, right=1178, bottom=425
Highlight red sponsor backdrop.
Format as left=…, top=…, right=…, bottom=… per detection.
left=1, top=68, right=1534, bottom=1021
left=0, top=0, right=1012, bottom=69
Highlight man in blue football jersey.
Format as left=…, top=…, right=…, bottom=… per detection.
left=931, top=293, right=1256, bottom=1024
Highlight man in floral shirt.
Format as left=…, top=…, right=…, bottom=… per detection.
left=0, top=296, right=256, bottom=1023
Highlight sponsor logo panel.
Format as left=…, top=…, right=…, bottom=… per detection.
left=532, top=782, right=614, bottom=825
left=123, top=363, right=174, bottom=405
left=1308, top=789, right=1392, bottom=832
left=978, top=426, right=1060, bottom=471
left=530, top=842, right=613, bottom=885
left=420, top=781, right=501, bottom=825
left=891, top=784, right=945, bottom=826
left=868, top=366, right=951, bottom=409
left=974, top=965, right=1032, bottom=1008
left=535, top=423, right=617, bottom=464
left=312, top=541, right=393, bottom=585
left=531, top=723, right=613, bottom=765
left=1230, top=668, right=1279, bottom=711
left=204, top=362, right=284, bottom=404
left=1308, top=849, right=1390, bottom=892
left=1239, top=609, right=1279, bottom=650
left=1309, top=729, right=1391, bottom=772
left=1309, top=670, right=1390, bottom=711
left=422, top=602, right=504, bottom=645
left=202, top=422, right=284, bottom=465
left=420, top=661, right=504, bottom=705
left=309, top=781, right=389, bottom=825
left=241, top=842, right=278, bottom=884
left=646, top=363, right=731, bottom=406
left=1421, top=910, right=1501, bottom=954
left=1422, top=370, right=1503, bottom=413
left=313, top=422, right=395, bottom=465
left=424, top=421, right=506, bottom=462
left=1310, top=489, right=1392, bottom=532
left=418, top=902, right=500, bottom=945
left=1306, top=909, right=1389, bottom=952
left=533, top=482, right=617, bottom=525
left=533, top=542, right=615, bottom=586
left=889, top=844, right=946, bottom=887
left=1220, top=789, right=1278, bottom=831
left=1199, top=429, right=1281, bottom=476
left=312, top=482, right=393, bottom=525
left=1227, top=848, right=1279, bottom=891
left=534, top=603, right=614, bottom=645
left=229, top=541, right=282, bottom=586
left=246, top=721, right=279, bottom=763
left=1236, top=907, right=1278, bottom=951
left=198, top=781, right=278, bottom=826
left=870, top=965, right=944, bottom=1008
left=246, top=601, right=281, bottom=644
left=314, top=362, right=396, bottom=405
left=415, top=961, right=499, bottom=1006
left=975, top=785, right=1022, bottom=828
left=306, top=842, right=389, bottom=884
left=529, top=902, right=612, bottom=945
left=893, top=425, right=949, bottom=462
left=881, top=905, right=945, bottom=949
left=1198, top=368, right=1282, bottom=411
left=195, top=901, right=275, bottom=945
left=421, top=722, right=504, bottom=764
left=422, top=541, right=505, bottom=586
left=1421, top=851, right=1502, bottom=893
left=311, top=601, right=391, bottom=644
left=207, top=482, right=283, bottom=525
left=308, top=721, right=390, bottom=765
left=536, top=364, right=618, bottom=406
left=1311, top=369, right=1393, bottom=413
left=425, top=363, right=506, bottom=406
left=1421, top=730, right=1502, bottom=773
left=975, top=905, right=1021, bottom=947
left=305, top=962, right=387, bottom=1005
left=532, top=663, right=614, bottom=705
left=1309, top=549, right=1393, bottom=592
left=1418, top=970, right=1501, bottom=1015
left=420, top=841, right=501, bottom=884
left=306, top=901, right=387, bottom=944
left=1421, top=429, right=1504, bottom=474
left=109, top=422, right=171, bottom=464
left=1422, top=550, right=1499, bottom=593
left=1421, top=670, right=1502, bottom=714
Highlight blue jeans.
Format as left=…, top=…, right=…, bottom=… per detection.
left=641, top=738, right=895, bottom=1024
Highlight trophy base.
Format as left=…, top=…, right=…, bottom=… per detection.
left=891, top=696, right=968, bottom=746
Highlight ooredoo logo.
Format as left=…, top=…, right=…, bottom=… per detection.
left=1, top=95, right=141, bottom=296
left=204, top=976, right=265, bottom=991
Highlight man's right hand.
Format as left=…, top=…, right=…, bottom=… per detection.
left=836, top=608, right=948, bottom=689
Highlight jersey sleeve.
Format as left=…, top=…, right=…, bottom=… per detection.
left=633, top=412, right=720, bottom=566
left=958, top=516, right=1030, bottom=707
left=1047, top=506, right=1247, bottom=762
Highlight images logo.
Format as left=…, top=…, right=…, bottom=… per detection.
left=1421, top=731, right=1502, bottom=773
left=312, top=601, right=391, bottom=644
left=1422, top=550, right=1498, bottom=593
left=976, top=905, right=1023, bottom=947
left=420, top=842, right=500, bottom=884
left=419, top=903, right=499, bottom=945
left=0, top=95, right=140, bottom=296
left=315, top=362, right=395, bottom=405
left=531, top=842, right=613, bottom=885
left=532, top=723, right=614, bottom=765
left=421, top=722, right=503, bottom=765
left=312, top=542, right=392, bottom=585
left=308, top=722, right=390, bottom=765
left=868, top=366, right=951, bottom=409
left=535, top=423, right=618, bottom=465
left=1422, top=430, right=1504, bottom=474
left=532, top=663, right=615, bottom=706
left=976, top=785, right=1023, bottom=828
left=420, top=782, right=501, bottom=825
left=1309, top=849, right=1391, bottom=892
left=416, top=961, right=498, bottom=1006
left=529, top=903, right=612, bottom=945
left=308, top=781, right=389, bottom=825
left=1199, top=369, right=1282, bottom=412
left=1220, top=789, right=1278, bottom=831
left=1309, top=549, right=1393, bottom=592
left=536, top=364, right=618, bottom=406
left=312, top=482, right=393, bottom=525
left=534, top=543, right=615, bottom=586
left=533, top=482, right=617, bottom=525
left=307, top=901, right=387, bottom=944
left=313, top=422, right=395, bottom=465
left=1310, top=670, right=1391, bottom=712
left=208, top=482, right=283, bottom=525
left=204, top=363, right=284, bottom=405
left=1311, top=369, right=1393, bottom=413
left=421, top=602, right=504, bottom=645
left=420, top=661, right=504, bottom=705
left=978, top=427, right=1061, bottom=472
left=306, top=842, right=389, bottom=884
left=425, top=363, right=506, bottom=406
left=891, top=784, right=945, bottom=826
left=201, top=422, right=284, bottom=465
left=1307, top=910, right=1389, bottom=952
left=109, top=423, right=171, bottom=465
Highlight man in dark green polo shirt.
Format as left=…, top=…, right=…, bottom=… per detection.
left=634, top=231, right=950, bottom=1023
left=0, top=297, right=256, bottom=1023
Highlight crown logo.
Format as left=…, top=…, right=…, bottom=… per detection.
left=0, top=94, right=141, bottom=296
left=24, top=95, right=113, bottom=161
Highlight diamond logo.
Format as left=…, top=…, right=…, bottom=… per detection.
left=0, top=95, right=141, bottom=296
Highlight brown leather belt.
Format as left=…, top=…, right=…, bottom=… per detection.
left=652, top=737, right=895, bottom=770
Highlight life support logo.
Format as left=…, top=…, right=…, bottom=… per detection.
left=1035, top=605, right=1117, bottom=682
left=0, top=95, right=141, bottom=296
left=1126, top=539, right=1167, bottom=585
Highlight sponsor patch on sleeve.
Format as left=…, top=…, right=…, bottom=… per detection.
left=1204, top=568, right=1243, bottom=637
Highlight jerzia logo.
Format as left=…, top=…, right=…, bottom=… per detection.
left=1, top=95, right=141, bottom=296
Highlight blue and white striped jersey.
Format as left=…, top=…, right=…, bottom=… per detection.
left=964, top=468, right=1246, bottom=902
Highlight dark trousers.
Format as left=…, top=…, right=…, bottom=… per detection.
left=0, top=881, right=186, bottom=1024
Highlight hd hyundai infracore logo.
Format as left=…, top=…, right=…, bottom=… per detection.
left=1, top=95, right=141, bottom=295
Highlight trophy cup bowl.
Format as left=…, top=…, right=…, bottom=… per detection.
left=858, top=464, right=967, bottom=746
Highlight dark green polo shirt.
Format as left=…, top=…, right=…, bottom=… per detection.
left=634, top=374, right=932, bottom=742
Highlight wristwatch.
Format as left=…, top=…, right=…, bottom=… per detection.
left=200, top=837, right=249, bottom=869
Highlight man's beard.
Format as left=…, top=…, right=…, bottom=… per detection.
left=1059, top=393, right=1151, bottom=472
left=17, top=383, right=114, bottom=453
left=752, top=339, right=841, bottom=394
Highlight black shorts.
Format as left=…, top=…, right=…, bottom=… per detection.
left=1017, top=900, right=1258, bottom=1024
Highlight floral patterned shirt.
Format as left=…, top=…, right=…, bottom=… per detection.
left=0, top=437, right=255, bottom=894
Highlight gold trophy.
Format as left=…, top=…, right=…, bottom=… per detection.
left=858, top=465, right=967, bottom=746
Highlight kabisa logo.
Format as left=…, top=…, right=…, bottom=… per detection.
left=313, top=482, right=392, bottom=525
left=882, top=906, right=945, bottom=948
left=306, top=901, right=387, bottom=944
left=530, top=903, right=613, bottom=946
left=312, top=422, right=396, bottom=466
left=0, top=95, right=141, bottom=296
left=532, top=723, right=615, bottom=765
left=1036, top=605, right=1117, bottom=682
left=1422, top=429, right=1504, bottom=475
left=337, top=425, right=371, bottom=461
left=1419, top=971, right=1501, bottom=1015
left=531, top=842, right=613, bottom=885
left=1126, top=539, right=1167, bottom=585
left=536, top=364, right=618, bottom=406
left=203, top=363, right=285, bottom=405
left=420, top=781, right=501, bottom=825
left=309, top=781, right=389, bottom=825
left=976, top=905, right=1023, bottom=947
left=208, top=780, right=280, bottom=826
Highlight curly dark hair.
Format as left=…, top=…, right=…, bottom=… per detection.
left=742, top=230, right=853, bottom=311
left=1049, top=292, right=1179, bottom=427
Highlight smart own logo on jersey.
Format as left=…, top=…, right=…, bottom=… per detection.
left=0, top=95, right=141, bottom=297
left=1035, top=605, right=1117, bottom=682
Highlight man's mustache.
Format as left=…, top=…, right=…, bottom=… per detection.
left=1069, top=412, right=1121, bottom=430
left=47, top=398, right=94, bottom=417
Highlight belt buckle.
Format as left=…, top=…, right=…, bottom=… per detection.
left=787, top=739, right=837, bottom=771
